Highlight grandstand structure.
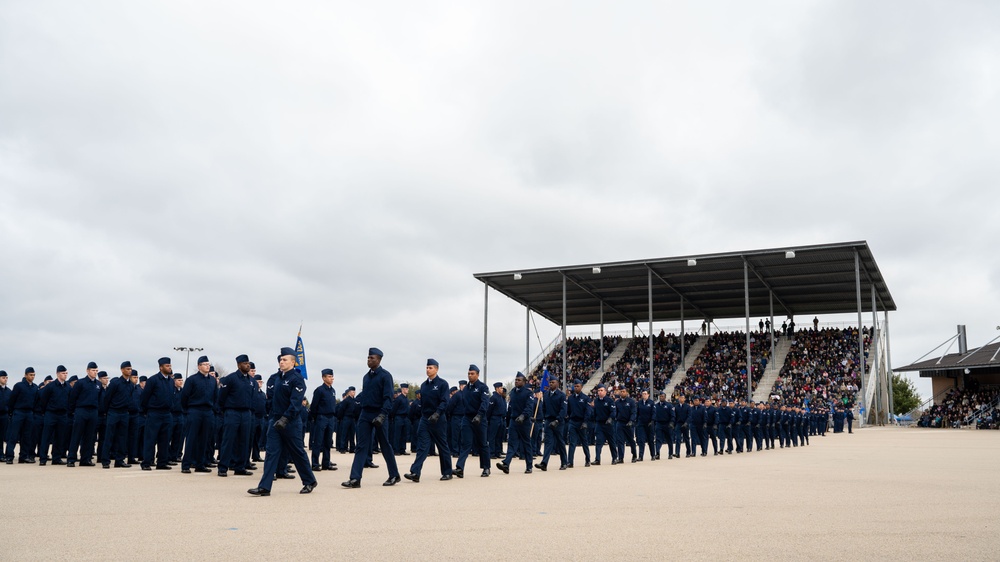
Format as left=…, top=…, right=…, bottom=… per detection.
left=474, top=241, right=897, bottom=425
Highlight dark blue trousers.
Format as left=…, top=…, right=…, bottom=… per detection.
left=101, top=411, right=130, bottom=465
left=349, top=411, right=399, bottom=482
left=488, top=417, right=504, bottom=456
left=337, top=418, right=356, bottom=452
left=501, top=419, right=531, bottom=469
left=256, top=417, right=316, bottom=491
left=594, top=422, right=614, bottom=462
left=169, top=413, right=185, bottom=460
left=409, top=415, right=452, bottom=477
left=614, top=422, right=636, bottom=461
left=142, top=410, right=172, bottom=468
left=68, top=408, right=98, bottom=463
left=219, top=409, right=252, bottom=473
left=456, top=416, right=488, bottom=471
left=39, top=411, right=69, bottom=462
left=567, top=420, right=590, bottom=464
left=310, top=414, right=336, bottom=468
left=182, top=408, right=213, bottom=470
left=635, top=423, right=655, bottom=459
left=673, top=424, right=691, bottom=457
left=542, top=420, right=567, bottom=466
left=654, top=422, right=673, bottom=457
left=5, top=410, right=35, bottom=460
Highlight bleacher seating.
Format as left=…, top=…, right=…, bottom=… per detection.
left=767, top=327, right=870, bottom=409
left=529, top=335, right=623, bottom=388
left=917, top=384, right=1000, bottom=428
left=593, top=332, right=699, bottom=397
left=673, top=331, right=773, bottom=402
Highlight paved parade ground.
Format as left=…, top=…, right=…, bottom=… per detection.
left=4, top=427, right=997, bottom=561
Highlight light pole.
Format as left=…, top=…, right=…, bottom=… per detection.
left=173, top=346, right=204, bottom=377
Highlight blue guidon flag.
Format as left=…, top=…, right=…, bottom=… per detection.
left=296, top=327, right=308, bottom=380
left=540, top=367, right=549, bottom=391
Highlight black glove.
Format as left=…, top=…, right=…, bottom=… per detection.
left=581, top=422, right=588, bottom=431
left=626, top=421, right=633, bottom=428
left=668, top=423, right=675, bottom=431
left=428, top=412, right=441, bottom=424
left=471, top=414, right=482, bottom=426
left=605, top=418, right=613, bottom=426
left=515, top=415, right=526, bottom=425
left=274, top=416, right=290, bottom=431
left=372, top=413, right=386, bottom=428
left=548, top=419, right=559, bottom=429
left=681, top=423, right=689, bottom=430
left=647, top=422, right=654, bottom=429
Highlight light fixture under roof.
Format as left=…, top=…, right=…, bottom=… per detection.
left=592, top=267, right=601, bottom=274
left=513, top=273, right=522, bottom=280
left=785, top=251, right=796, bottom=259
left=687, top=259, right=697, bottom=266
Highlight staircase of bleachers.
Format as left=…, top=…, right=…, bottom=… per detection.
left=916, top=384, right=1000, bottom=428
left=661, top=335, right=709, bottom=398
left=581, top=343, right=631, bottom=394
left=672, top=331, right=774, bottom=402
left=589, top=332, right=700, bottom=397
left=527, top=335, right=624, bottom=389
left=767, top=327, right=870, bottom=409
left=752, top=337, right=793, bottom=402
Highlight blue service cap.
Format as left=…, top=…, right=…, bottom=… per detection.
left=450, top=387, right=457, bottom=392
left=321, top=368, right=333, bottom=376
left=458, top=380, right=467, bottom=386
left=173, top=373, right=183, bottom=380
left=68, top=375, right=78, bottom=382
left=235, top=354, right=249, bottom=363
left=493, top=382, right=503, bottom=388
left=44, top=375, right=53, bottom=381
left=427, top=358, right=438, bottom=367
left=277, top=348, right=295, bottom=359
left=56, top=365, right=67, bottom=373
left=158, top=357, right=171, bottom=366
left=139, top=376, right=147, bottom=382
left=368, top=347, right=383, bottom=357
left=347, top=386, right=356, bottom=391
left=0, top=370, right=7, bottom=377
left=573, top=379, right=582, bottom=385
left=120, top=361, right=131, bottom=369
left=87, top=361, right=98, bottom=369
left=596, top=384, right=606, bottom=390
left=468, top=364, right=480, bottom=373
left=98, top=371, right=108, bottom=378
left=515, top=372, right=525, bottom=379
left=197, top=355, right=210, bottom=364
left=253, top=374, right=262, bottom=381
left=249, top=362, right=256, bottom=369
left=399, top=383, right=409, bottom=389
left=25, top=367, right=35, bottom=374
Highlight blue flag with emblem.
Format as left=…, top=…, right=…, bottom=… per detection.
left=540, top=367, right=549, bottom=392
left=295, top=326, right=308, bottom=380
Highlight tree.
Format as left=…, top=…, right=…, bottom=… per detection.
left=892, top=374, right=921, bottom=415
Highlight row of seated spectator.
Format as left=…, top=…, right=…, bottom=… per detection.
left=673, top=331, right=774, bottom=403
left=591, top=332, right=700, bottom=397
left=528, top=335, right=623, bottom=389
left=917, top=383, right=1000, bottom=429
left=766, top=327, right=870, bottom=409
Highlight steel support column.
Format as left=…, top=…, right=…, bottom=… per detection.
left=648, top=269, right=654, bottom=399
left=855, top=251, right=865, bottom=426
left=483, top=283, right=489, bottom=384
left=744, top=261, right=752, bottom=402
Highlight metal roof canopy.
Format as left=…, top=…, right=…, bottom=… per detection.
left=894, top=342, right=1000, bottom=377
left=473, top=240, right=896, bottom=327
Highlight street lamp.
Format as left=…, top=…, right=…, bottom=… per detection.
left=173, top=346, right=204, bottom=377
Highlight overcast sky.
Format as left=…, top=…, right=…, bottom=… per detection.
left=1, top=1, right=997, bottom=400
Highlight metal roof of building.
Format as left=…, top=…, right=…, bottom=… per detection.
left=894, top=342, right=1000, bottom=376
left=474, top=240, right=895, bottom=326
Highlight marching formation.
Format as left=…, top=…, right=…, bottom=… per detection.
left=0, top=347, right=856, bottom=496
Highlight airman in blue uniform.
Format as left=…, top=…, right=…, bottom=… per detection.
left=0, top=371, right=9, bottom=461
left=456, top=365, right=491, bottom=477
left=613, top=389, right=637, bottom=464
left=635, top=391, right=655, bottom=461
left=139, top=358, right=175, bottom=471
left=487, top=382, right=507, bottom=458
left=248, top=347, right=318, bottom=496
left=705, top=398, right=719, bottom=456
left=218, top=355, right=256, bottom=477
left=673, top=394, right=691, bottom=459
left=591, top=384, right=616, bottom=465
left=180, top=356, right=216, bottom=473
left=718, top=400, right=734, bottom=454
left=38, top=366, right=71, bottom=465
left=391, top=383, right=411, bottom=455
left=342, top=348, right=400, bottom=488
left=6, top=368, right=39, bottom=464
left=100, top=363, right=133, bottom=468
left=653, top=392, right=674, bottom=459
left=689, top=397, right=707, bottom=457
left=67, top=363, right=102, bottom=467
left=566, top=380, right=591, bottom=467
left=404, top=358, right=453, bottom=483
left=496, top=372, right=535, bottom=474
left=309, top=368, right=338, bottom=471
left=535, top=377, right=567, bottom=471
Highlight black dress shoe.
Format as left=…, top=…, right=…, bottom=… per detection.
left=534, top=463, right=547, bottom=471
left=115, top=463, right=131, bottom=468
left=275, top=473, right=295, bottom=479
left=495, top=462, right=509, bottom=474
left=591, top=460, right=601, bottom=466
left=287, top=467, right=296, bottom=473
left=247, top=463, right=258, bottom=470
left=167, top=461, right=178, bottom=466
left=247, top=487, right=270, bottom=496
left=481, top=469, right=490, bottom=477
left=383, top=476, right=401, bottom=486
left=194, top=467, right=212, bottom=473
left=585, top=461, right=591, bottom=467
left=312, top=465, right=322, bottom=471
left=364, top=462, right=379, bottom=469
left=52, top=460, right=66, bottom=465
left=141, top=466, right=152, bottom=471
left=524, top=468, right=533, bottom=474
left=218, top=472, right=228, bottom=477
left=403, top=473, right=420, bottom=483
left=66, top=462, right=76, bottom=467
left=322, top=466, right=338, bottom=471
left=156, top=465, right=172, bottom=470
left=39, top=461, right=47, bottom=466
left=565, top=463, right=574, bottom=468
left=440, top=474, right=453, bottom=481
left=102, top=464, right=110, bottom=469
left=233, top=470, right=254, bottom=476
left=80, top=461, right=96, bottom=467
left=5, top=459, right=13, bottom=465
left=559, top=465, right=567, bottom=470
left=206, top=463, right=218, bottom=468
left=400, top=451, right=410, bottom=456
left=181, top=468, right=191, bottom=474
left=453, top=468, right=464, bottom=478
left=300, top=482, right=317, bottom=494
left=341, top=479, right=360, bottom=488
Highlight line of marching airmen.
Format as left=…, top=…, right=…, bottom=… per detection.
left=0, top=349, right=853, bottom=495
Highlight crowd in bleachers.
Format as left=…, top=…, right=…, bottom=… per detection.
left=917, top=384, right=1000, bottom=429
left=594, top=332, right=699, bottom=397
left=528, top=336, right=622, bottom=389
left=673, top=331, right=773, bottom=403
left=766, top=328, right=870, bottom=409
